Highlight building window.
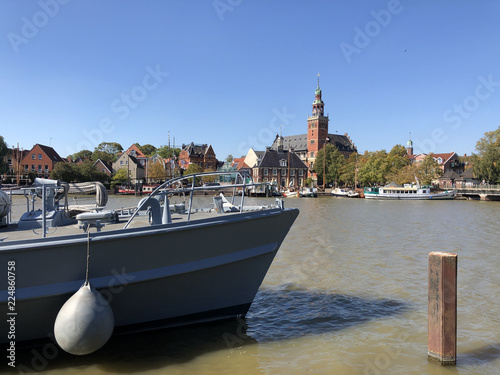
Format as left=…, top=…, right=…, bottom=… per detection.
left=263, top=168, right=268, bottom=176
left=299, top=169, right=304, bottom=176
left=290, top=169, right=295, bottom=176
left=44, top=165, right=49, bottom=172
left=310, top=140, right=315, bottom=144
left=31, top=154, right=36, bottom=160
left=310, top=152, right=315, bottom=158
left=38, top=154, right=42, bottom=160
left=31, top=165, right=35, bottom=171
left=281, top=169, right=286, bottom=176
left=38, top=165, right=42, bottom=172
left=280, top=160, right=287, bottom=167
left=273, top=168, right=277, bottom=176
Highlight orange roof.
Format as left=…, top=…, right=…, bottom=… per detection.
left=124, top=144, right=147, bottom=158
left=431, top=152, right=455, bottom=165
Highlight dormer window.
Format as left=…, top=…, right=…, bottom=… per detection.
left=280, top=159, right=287, bottom=167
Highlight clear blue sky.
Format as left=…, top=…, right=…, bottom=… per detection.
left=1, top=0, right=499, bottom=160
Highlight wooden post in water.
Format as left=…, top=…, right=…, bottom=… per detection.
left=428, top=252, right=457, bottom=365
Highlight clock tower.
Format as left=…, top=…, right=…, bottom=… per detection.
left=307, top=75, right=329, bottom=167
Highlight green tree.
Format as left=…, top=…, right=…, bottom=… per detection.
left=184, top=164, right=204, bottom=185
left=314, top=144, right=346, bottom=187
left=92, top=142, right=123, bottom=163
left=76, top=160, right=110, bottom=183
left=0, top=136, right=9, bottom=175
left=50, top=162, right=79, bottom=182
left=135, top=143, right=157, bottom=157
left=148, top=160, right=167, bottom=182
left=417, top=153, right=442, bottom=185
left=225, top=154, right=234, bottom=164
left=339, top=152, right=358, bottom=187
left=389, top=164, right=419, bottom=185
left=111, top=168, right=129, bottom=188
left=157, top=145, right=181, bottom=159
left=185, top=163, right=204, bottom=175
left=68, top=150, right=93, bottom=161
left=358, top=150, right=388, bottom=186
left=472, top=126, right=500, bottom=183
left=387, top=145, right=410, bottom=175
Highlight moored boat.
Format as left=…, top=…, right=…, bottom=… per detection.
left=331, top=187, right=359, bottom=198
left=363, top=183, right=456, bottom=200
left=282, top=190, right=299, bottom=198
left=299, top=187, right=317, bottom=198
left=0, top=171, right=298, bottom=352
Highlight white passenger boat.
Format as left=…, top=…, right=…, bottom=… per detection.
left=363, top=183, right=456, bottom=200
left=0, top=172, right=298, bottom=353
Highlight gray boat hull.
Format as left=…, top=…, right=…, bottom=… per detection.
left=0, top=208, right=299, bottom=344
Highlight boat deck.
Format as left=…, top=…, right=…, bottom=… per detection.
left=0, top=204, right=277, bottom=244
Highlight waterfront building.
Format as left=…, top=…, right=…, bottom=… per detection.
left=406, top=138, right=465, bottom=175
left=122, top=144, right=148, bottom=168
left=20, top=144, right=65, bottom=179
left=178, top=142, right=217, bottom=170
left=3, top=146, right=29, bottom=184
left=93, top=159, right=113, bottom=178
left=270, top=77, right=357, bottom=177
left=112, top=153, right=145, bottom=184
left=248, top=138, right=308, bottom=188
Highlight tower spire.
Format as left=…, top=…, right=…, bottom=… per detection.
left=406, top=132, right=414, bottom=157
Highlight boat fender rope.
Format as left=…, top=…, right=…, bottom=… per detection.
left=85, top=227, right=91, bottom=286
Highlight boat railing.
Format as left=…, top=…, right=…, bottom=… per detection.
left=123, top=170, right=272, bottom=229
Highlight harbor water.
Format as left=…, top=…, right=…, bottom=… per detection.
left=4, top=195, right=500, bottom=374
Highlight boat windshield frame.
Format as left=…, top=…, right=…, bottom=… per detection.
left=123, top=170, right=269, bottom=229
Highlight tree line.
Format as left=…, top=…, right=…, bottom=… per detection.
left=1, top=126, right=499, bottom=186
left=57, top=142, right=182, bottom=186
left=313, top=125, right=500, bottom=187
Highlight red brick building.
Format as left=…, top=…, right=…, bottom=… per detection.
left=21, top=144, right=65, bottom=179
left=178, top=143, right=217, bottom=170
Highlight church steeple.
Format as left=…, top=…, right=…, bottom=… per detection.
left=307, top=74, right=329, bottom=162
left=406, top=132, right=414, bottom=156
left=312, top=74, right=324, bottom=116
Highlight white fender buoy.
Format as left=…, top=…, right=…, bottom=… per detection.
left=54, top=282, right=114, bottom=355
